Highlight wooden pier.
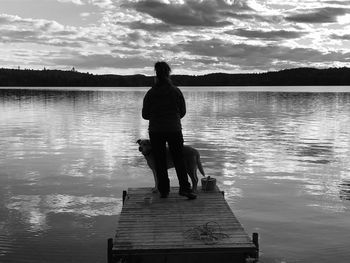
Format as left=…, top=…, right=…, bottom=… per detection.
left=108, top=187, right=259, bottom=263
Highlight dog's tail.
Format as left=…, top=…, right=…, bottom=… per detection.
left=196, top=154, right=205, bottom=176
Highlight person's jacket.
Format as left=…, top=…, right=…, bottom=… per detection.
left=142, top=82, right=186, bottom=132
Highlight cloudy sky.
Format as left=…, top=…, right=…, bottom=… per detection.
left=1, top=0, right=350, bottom=75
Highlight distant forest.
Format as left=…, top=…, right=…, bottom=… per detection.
left=1, top=67, right=350, bottom=87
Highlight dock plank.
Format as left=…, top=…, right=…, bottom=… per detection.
left=111, top=187, right=257, bottom=263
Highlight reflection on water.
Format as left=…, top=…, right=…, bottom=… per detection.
left=340, top=181, right=350, bottom=201
left=1, top=87, right=350, bottom=263
left=6, top=194, right=122, bottom=231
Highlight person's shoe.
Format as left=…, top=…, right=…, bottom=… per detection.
left=179, top=190, right=197, bottom=200
left=160, top=192, right=169, bottom=198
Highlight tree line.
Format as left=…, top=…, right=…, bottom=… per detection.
left=1, top=67, right=350, bottom=87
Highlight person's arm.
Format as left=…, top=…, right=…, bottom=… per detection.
left=177, top=89, right=186, bottom=119
left=142, top=92, right=151, bottom=120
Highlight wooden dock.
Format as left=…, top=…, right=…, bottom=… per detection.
left=108, top=187, right=258, bottom=263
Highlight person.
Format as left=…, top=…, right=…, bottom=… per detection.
left=142, top=61, right=197, bottom=200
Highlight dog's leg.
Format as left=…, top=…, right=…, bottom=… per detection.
left=192, top=169, right=199, bottom=192
left=151, top=169, right=159, bottom=193
left=187, top=167, right=199, bottom=192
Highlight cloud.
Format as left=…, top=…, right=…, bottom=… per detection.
left=178, top=38, right=350, bottom=71
left=0, top=14, right=104, bottom=49
left=80, top=12, right=91, bottom=17
left=127, top=21, right=179, bottom=32
left=57, top=0, right=114, bottom=8
left=114, top=0, right=256, bottom=35
left=323, top=1, right=350, bottom=6
left=57, top=0, right=84, bottom=5
left=50, top=52, right=151, bottom=69
left=0, top=14, right=65, bottom=32
left=2, top=0, right=350, bottom=74
left=285, top=7, right=350, bottom=23
left=227, top=28, right=304, bottom=40
left=0, top=15, right=62, bottom=44
left=126, top=0, right=253, bottom=27
left=218, top=10, right=257, bottom=21
left=88, top=0, right=114, bottom=9
left=330, top=33, right=350, bottom=40
left=0, top=29, right=40, bottom=43
left=230, top=0, right=254, bottom=11
left=0, top=29, right=83, bottom=48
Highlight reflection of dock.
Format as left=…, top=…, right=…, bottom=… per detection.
left=108, top=187, right=259, bottom=263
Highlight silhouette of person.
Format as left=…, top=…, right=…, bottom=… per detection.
left=142, top=61, right=196, bottom=200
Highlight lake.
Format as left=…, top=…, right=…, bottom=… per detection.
left=1, top=86, right=350, bottom=263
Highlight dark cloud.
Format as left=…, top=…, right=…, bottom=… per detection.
left=48, top=41, right=83, bottom=48
left=219, top=10, right=283, bottom=24
left=219, top=11, right=256, bottom=20
left=111, top=49, right=143, bottom=55
left=227, top=29, right=304, bottom=40
left=178, top=38, right=350, bottom=71
left=330, top=33, right=350, bottom=40
left=323, top=1, right=350, bottom=6
left=126, top=0, right=253, bottom=27
left=0, top=28, right=84, bottom=47
left=127, top=21, right=177, bottom=32
left=50, top=53, right=151, bottom=69
left=117, top=31, right=146, bottom=49
left=0, top=29, right=40, bottom=41
left=126, top=31, right=143, bottom=42
left=112, top=31, right=159, bottom=50
left=229, top=0, right=253, bottom=11
left=52, top=30, right=79, bottom=36
left=0, top=17, right=9, bottom=24
left=285, top=7, right=349, bottom=23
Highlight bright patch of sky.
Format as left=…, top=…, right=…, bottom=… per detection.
left=1, top=0, right=349, bottom=75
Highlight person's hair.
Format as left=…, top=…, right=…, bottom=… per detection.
left=154, top=61, right=171, bottom=83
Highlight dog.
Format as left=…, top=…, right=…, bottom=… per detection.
left=136, top=139, right=205, bottom=192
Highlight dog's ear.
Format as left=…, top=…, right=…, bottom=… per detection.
left=136, top=139, right=141, bottom=145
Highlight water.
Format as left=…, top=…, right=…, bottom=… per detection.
left=1, top=86, right=350, bottom=263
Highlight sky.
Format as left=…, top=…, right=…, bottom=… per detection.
left=0, top=0, right=350, bottom=75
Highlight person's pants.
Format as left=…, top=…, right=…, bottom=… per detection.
left=149, top=131, right=191, bottom=194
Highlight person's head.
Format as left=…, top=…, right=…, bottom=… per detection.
left=154, top=61, right=171, bottom=83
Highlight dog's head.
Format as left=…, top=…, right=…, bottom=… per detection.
left=136, top=139, right=152, bottom=156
